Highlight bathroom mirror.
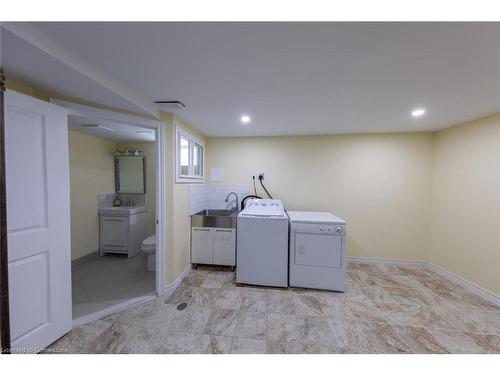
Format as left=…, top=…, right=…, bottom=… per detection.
left=115, top=155, right=146, bottom=193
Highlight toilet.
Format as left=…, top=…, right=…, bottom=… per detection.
left=141, top=235, right=156, bottom=272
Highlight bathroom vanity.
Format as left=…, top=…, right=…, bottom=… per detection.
left=98, top=152, right=148, bottom=258
left=98, top=206, right=146, bottom=258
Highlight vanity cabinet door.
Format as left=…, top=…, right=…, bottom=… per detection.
left=213, top=229, right=236, bottom=266
left=101, top=216, right=128, bottom=251
left=191, top=227, right=213, bottom=264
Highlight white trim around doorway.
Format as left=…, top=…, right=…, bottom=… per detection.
left=50, top=99, right=167, bottom=322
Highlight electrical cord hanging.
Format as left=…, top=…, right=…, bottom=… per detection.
left=259, top=175, right=273, bottom=199
left=252, top=176, right=257, bottom=195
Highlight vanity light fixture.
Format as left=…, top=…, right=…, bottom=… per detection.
left=115, top=149, right=143, bottom=156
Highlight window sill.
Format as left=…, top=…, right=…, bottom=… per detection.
left=176, top=177, right=204, bottom=184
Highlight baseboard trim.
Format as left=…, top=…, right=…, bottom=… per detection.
left=71, top=250, right=100, bottom=266
left=347, top=256, right=427, bottom=268
left=426, top=262, right=500, bottom=307
left=347, top=256, right=500, bottom=307
left=72, top=292, right=157, bottom=328
left=163, top=264, right=192, bottom=297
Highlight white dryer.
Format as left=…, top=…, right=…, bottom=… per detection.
left=288, top=211, right=346, bottom=292
left=237, top=199, right=289, bottom=287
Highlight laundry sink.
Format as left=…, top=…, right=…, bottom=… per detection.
left=195, top=209, right=236, bottom=217
left=98, top=206, right=147, bottom=217
left=191, top=209, right=237, bottom=228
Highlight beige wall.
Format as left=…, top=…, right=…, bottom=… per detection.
left=8, top=78, right=500, bottom=296
left=169, top=114, right=206, bottom=284
left=430, top=114, right=500, bottom=295
left=206, top=133, right=435, bottom=262
left=116, top=141, right=156, bottom=237
left=68, top=130, right=116, bottom=260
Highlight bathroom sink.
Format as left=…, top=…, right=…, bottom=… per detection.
left=98, top=206, right=147, bottom=216
left=191, top=209, right=237, bottom=228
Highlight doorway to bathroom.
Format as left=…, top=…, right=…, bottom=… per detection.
left=54, top=99, right=165, bottom=325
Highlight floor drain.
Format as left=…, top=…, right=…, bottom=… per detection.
left=176, top=302, right=188, bottom=311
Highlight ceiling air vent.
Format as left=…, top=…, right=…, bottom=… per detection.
left=155, top=100, right=186, bottom=110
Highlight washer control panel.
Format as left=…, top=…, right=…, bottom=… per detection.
left=241, top=199, right=285, bottom=217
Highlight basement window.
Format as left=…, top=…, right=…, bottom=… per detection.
left=176, top=126, right=204, bottom=183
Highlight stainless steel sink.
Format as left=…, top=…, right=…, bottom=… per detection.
left=191, top=209, right=237, bottom=228
left=196, top=209, right=236, bottom=217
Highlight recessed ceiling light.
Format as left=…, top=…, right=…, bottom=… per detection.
left=241, top=115, right=251, bottom=124
left=411, top=108, right=426, bottom=118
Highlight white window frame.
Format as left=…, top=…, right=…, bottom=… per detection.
left=175, top=126, right=204, bottom=183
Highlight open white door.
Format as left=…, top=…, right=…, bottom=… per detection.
left=5, top=90, right=71, bottom=353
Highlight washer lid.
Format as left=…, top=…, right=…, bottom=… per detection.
left=287, top=211, right=346, bottom=224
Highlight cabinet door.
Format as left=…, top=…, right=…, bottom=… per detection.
left=102, top=216, right=128, bottom=247
left=213, top=229, right=236, bottom=266
left=191, top=227, right=213, bottom=264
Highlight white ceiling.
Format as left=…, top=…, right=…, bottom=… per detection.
left=68, top=114, right=156, bottom=142
left=1, top=29, right=155, bottom=115
left=3, top=22, right=500, bottom=137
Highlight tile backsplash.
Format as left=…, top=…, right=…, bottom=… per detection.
left=188, top=184, right=250, bottom=215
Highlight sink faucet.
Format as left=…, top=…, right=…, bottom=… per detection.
left=121, top=196, right=135, bottom=207
left=225, top=192, right=239, bottom=212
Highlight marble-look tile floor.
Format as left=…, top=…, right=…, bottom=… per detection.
left=49, top=264, right=500, bottom=354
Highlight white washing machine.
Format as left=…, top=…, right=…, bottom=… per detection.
left=288, top=211, right=346, bottom=292
left=236, top=199, right=289, bottom=287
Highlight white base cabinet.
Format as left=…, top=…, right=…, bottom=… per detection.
left=99, top=211, right=146, bottom=258
left=191, top=227, right=236, bottom=267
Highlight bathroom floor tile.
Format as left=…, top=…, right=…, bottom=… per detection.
left=71, top=252, right=155, bottom=319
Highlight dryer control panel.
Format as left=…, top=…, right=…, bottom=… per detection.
left=291, top=223, right=346, bottom=235
left=240, top=199, right=285, bottom=217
